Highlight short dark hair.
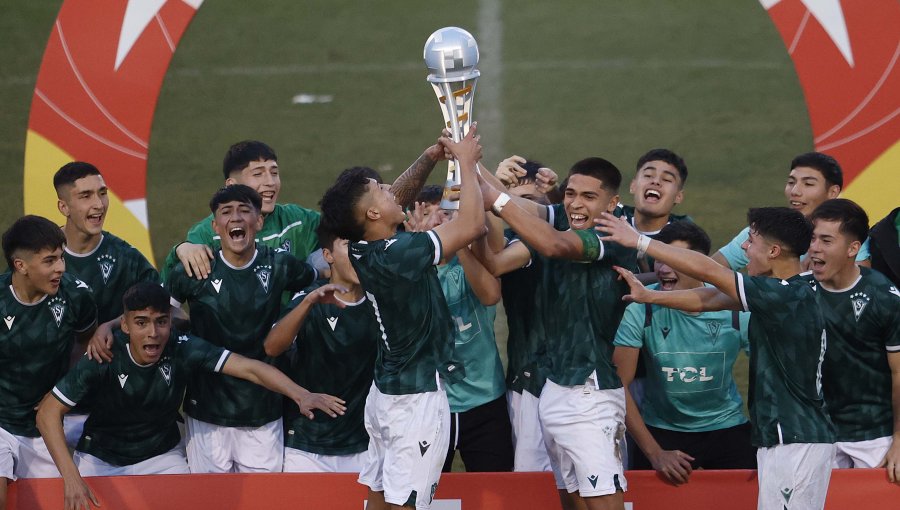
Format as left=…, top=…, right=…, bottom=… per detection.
left=209, top=184, right=262, bottom=215
left=655, top=221, right=711, bottom=255
left=810, top=199, right=869, bottom=244
left=517, top=159, right=544, bottom=185
left=2, top=215, right=67, bottom=269
left=316, top=220, right=339, bottom=252
left=319, top=171, right=371, bottom=242
left=123, top=282, right=171, bottom=314
left=747, top=207, right=813, bottom=258
left=636, top=149, right=688, bottom=186
left=567, top=157, right=622, bottom=193
left=222, top=140, right=277, bottom=179
left=416, top=184, right=443, bottom=205
left=53, top=162, right=101, bottom=193
left=339, top=166, right=383, bottom=184
left=790, top=152, right=843, bottom=189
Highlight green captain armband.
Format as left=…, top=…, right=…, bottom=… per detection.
left=573, top=229, right=603, bottom=262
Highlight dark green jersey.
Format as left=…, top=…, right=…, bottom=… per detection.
left=283, top=285, right=377, bottom=455
left=161, top=203, right=321, bottom=281
left=615, top=204, right=692, bottom=272
left=820, top=268, right=900, bottom=441
left=531, top=230, right=638, bottom=388
left=736, top=272, right=835, bottom=447
left=64, top=232, right=159, bottom=323
left=350, top=231, right=458, bottom=395
left=52, top=330, right=229, bottom=465
left=0, top=273, right=96, bottom=436
left=166, top=245, right=316, bottom=426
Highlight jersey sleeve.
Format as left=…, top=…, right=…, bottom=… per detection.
left=131, top=247, right=160, bottom=285
left=164, top=266, right=193, bottom=307
left=738, top=311, right=751, bottom=354
left=181, top=333, right=232, bottom=373
left=718, top=226, right=751, bottom=271
left=735, top=273, right=795, bottom=316
left=881, top=283, right=900, bottom=352
left=283, top=204, right=322, bottom=257
left=385, top=231, right=443, bottom=276
left=613, top=302, right=646, bottom=348
left=51, top=356, right=104, bottom=408
left=547, top=203, right=569, bottom=231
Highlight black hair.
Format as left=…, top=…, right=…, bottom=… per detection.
left=53, top=162, right=102, bottom=193
left=2, top=215, right=67, bottom=269
left=416, top=184, right=444, bottom=205
left=222, top=140, right=277, bottom=179
left=122, top=281, right=171, bottom=314
left=517, top=159, right=544, bottom=184
left=810, top=199, right=869, bottom=244
left=635, top=149, right=688, bottom=186
left=208, top=184, right=262, bottom=215
left=790, top=152, right=843, bottom=189
left=319, top=171, right=371, bottom=242
left=316, top=219, right=339, bottom=252
left=655, top=221, right=711, bottom=255
left=567, top=157, right=622, bottom=192
left=747, top=207, right=813, bottom=258
left=339, top=166, right=384, bottom=184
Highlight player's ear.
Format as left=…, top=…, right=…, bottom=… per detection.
left=120, top=315, right=129, bottom=335
left=366, top=206, right=381, bottom=221
left=12, top=256, right=27, bottom=275
left=224, top=176, right=237, bottom=186
left=606, top=194, right=620, bottom=213
left=769, top=242, right=781, bottom=260
left=255, top=212, right=263, bottom=231
left=673, top=188, right=684, bottom=205
left=847, top=239, right=861, bottom=259
left=826, top=184, right=841, bottom=199
left=628, top=179, right=637, bottom=196
left=57, top=199, right=69, bottom=217
left=322, top=247, right=335, bottom=265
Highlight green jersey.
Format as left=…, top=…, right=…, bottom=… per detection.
left=0, top=273, right=96, bottom=436
left=64, top=232, right=158, bottom=323
left=350, top=231, right=459, bottom=395
left=720, top=226, right=869, bottom=271
left=166, top=245, right=316, bottom=426
left=438, top=257, right=505, bottom=413
left=614, top=286, right=750, bottom=432
left=283, top=285, right=377, bottom=455
left=820, top=268, right=900, bottom=441
left=161, top=203, right=321, bottom=281
left=532, top=230, right=638, bottom=388
left=615, top=204, right=692, bottom=271
left=52, top=330, right=229, bottom=465
left=736, top=272, right=835, bottom=447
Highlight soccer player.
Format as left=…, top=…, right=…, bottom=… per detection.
left=868, top=207, right=900, bottom=286
left=477, top=157, right=637, bottom=510
left=166, top=184, right=322, bottom=473
left=0, top=216, right=97, bottom=509
left=597, top=207, right=836, bottom=510
left=36, top=282, right=344, bottom=509
left=612, top=222, right=755, bottom=485
left=319, top=127, right=485, bottom=510
left=807, top=199, right=900, bottom=479
left=712, top=152, right=869, bottom=269
left=264, top=225, right=378, bottom=473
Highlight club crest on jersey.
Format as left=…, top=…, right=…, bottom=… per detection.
left=706, top=322, right=721, bottom=342
left=178, top=334, right=189, bottom=343
left=255, top=265, right=272, bottom=293
left=159, top=362, right=172, bottom=385
left=277, top=239, right=292, bottom=253
left=47, top=297, right=66, bottom=327
left=97, top=254, right=116, bottom=284
left=850, top=292, right=870, bottom=321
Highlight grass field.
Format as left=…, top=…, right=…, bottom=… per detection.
left=2, top=0, right=814, bottom=469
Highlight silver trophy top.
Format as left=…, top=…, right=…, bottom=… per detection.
left=424, top=27, right=480, bottom=84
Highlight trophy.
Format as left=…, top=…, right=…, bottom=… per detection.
left=424, top=27, right=480, bottom=210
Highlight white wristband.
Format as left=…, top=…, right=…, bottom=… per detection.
left=491, top=193, right=511, bottom=215
left=637, top=234, right=651, bottom=259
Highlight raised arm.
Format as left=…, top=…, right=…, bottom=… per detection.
left=264, top=284, right=349, bottom=357
left=390, top=137, right=449, bottom=209
left=457, top=244, right=501, bottom=306
left=431, top=127, right=486, bottom=259
left=36, top=394, right=100, bottom=510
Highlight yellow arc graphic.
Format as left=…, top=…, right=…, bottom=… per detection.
left=840, top=139, right=900, bottom=223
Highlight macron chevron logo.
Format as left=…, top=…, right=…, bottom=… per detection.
left=385, top=239, right=398, bottom=250
left=3, top=316, right=13, bottom=330
left=117, top=374, right=128, bottom=388
left=327, top=317, right=338, bottom=331
left=211, top=279, right=223, bottom=293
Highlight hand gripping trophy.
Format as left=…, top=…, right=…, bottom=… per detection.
left=424, top=27, right=480, bottom=210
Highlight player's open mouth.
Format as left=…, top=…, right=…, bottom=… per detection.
left=143, top=344, right=161, bottom=356
left=789, top=201, right=805, bottom=210
left=809, top=257, right=826, bottom=272
left=659, top=276, right=678, bottom=290
left=569, top=213, right=588, bottom=228
left=49, top=278, right=61, bottom=288
left=87, top=213, right=104, bottom=225
left=229, top=227, right=247, bottom=241
left=259, top=191, right=276, bottom=202
left=644, top=189, right=661, bottom=203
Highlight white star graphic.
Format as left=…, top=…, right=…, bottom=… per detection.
left=115, top=0, right=204, bottom=71
left=760, top=0, right=854, bottom=67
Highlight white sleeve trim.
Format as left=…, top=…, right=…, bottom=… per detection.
left=886, top=345, right=900, bottom=352
left=170, top=297, right=182, bottom=308
left=546, top=205, right=555, bottom=226
left=214, top=350, right=232, bottom=372
left=52, top=387, right=77, bottom=407
left=596, top=234, right=605, bottom=261
left=736, top=273, right=750, bottom=312
left=426, top=230, right=442, bottom=266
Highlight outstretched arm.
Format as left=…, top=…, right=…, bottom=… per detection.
left=264, top=284, right=349, bottom=357
left=36, top=394, right=100, bottom=510
left=390, top=137, right=449, bottom=209
left=613, top=266, right=741, bottom=312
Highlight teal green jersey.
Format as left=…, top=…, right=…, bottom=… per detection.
left=350, top=230, right=459, bottom=395
left=820, top=268, right=900, bottom=441
left=720, top=227, right=868, bottom=271
left=0, top=273, right=96, bottom=436
left=614, top=286, right=750, bottom=432
left=161, top=203, right=321, bottom=281
left=736, top=272, right=835, bottom=447
left=531, top=230, right=638, bottom=388
left=64, top=232, right=159, bottom=323
left=283, top=285, right=377, bottom=455
left=52, top=330, right=229, bottom=465
left=166, top=245, right=317, bottom=426
left=438, top=257, right=505, bottom=413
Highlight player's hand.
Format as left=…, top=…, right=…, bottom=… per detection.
left=594, top=213, right=640, bottom=248
left=612, top=266, right=653, bottom=304
left=297, top=391, right=346, bottom=419
left=86, top=322, right=114, bottom=363
left=495, top=155, right=528, bottom=188
left=535, top=167, right=559, bottom=194
left=650, top=449, right=695, bottom=486
left=425, top=131, right=454, bottom=162
left=877, top=437, right=900, bottom=484
left=176, top=243, right=214, bottom=280
left=440, top=123, right=482, bottom=165
left=63, top=474, right=100, bottom=510
left=303, top=284, right=349, bottom=308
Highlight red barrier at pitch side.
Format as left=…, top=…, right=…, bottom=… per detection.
left=8, top=469, right=899, bottom=509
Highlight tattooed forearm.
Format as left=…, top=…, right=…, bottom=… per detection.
left=391, top=151, right=440, bottom=209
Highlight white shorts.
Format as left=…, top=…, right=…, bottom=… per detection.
left=539, top=377, right=627, bottom=497
left=75, top=445, right=190, bottom=476
left=0, top=426, right=59, bottom=480
left=507, top=389, right=551, bottom=472
left=756, top=443, right=835, bottom=510
left=63, top=414, right=88, bottom=449
left=185, top=416, right=283, bottom=473
left=283, top=447, right=367, bottom=473
left=358, top=383, right=450, bottom=510
left=833, top=436, right=892, bottom=468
